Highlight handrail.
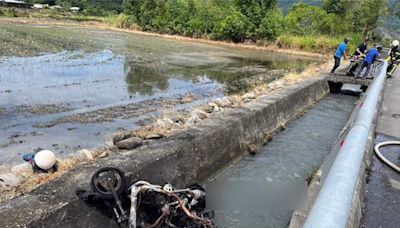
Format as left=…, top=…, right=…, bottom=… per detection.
left=303, top=61, right=388, bottom=228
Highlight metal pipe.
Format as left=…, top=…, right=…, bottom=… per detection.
left=303, top=61, right=388, bottom=228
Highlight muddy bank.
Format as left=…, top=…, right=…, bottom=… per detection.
left=14, top=104, right=74, bottom=115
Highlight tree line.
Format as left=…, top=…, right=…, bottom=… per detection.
left=23, top=0, right=388, bottom=43
left=120, top=0, right=387, bottom=42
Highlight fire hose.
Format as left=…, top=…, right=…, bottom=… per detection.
left=374, top=141, right=400, bottom=172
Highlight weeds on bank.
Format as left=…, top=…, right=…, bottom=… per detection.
left=304, top=165, right=320, bottom=185
left=276, top=34, right=363, bottom=54
left=105, top=14, right=138, bottom=29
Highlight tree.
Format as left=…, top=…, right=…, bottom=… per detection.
left=256, top=9, right=285, bottom=40
left=214, top=10, right=252, bottom=42
left=142, top=0, right=159, bottom=28
left=187, top=0, right=230, bottom=37
left=355, top=0, right=388, bottom=35
left=234, top=0, right=278, bottom=38
left=286, top=3, right=337, bottom=35
left=322, top=0, right=350, bottom=17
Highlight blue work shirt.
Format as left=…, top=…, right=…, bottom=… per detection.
left=335, top=42, right=347, bottom=58
left=364, top=48, right=380, bottom=64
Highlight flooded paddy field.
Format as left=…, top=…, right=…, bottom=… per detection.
left=0, top=24, right=316, bottom=164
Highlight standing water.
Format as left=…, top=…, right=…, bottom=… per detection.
left=0, top=24, right=315, bottom=164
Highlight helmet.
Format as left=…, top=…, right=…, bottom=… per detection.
left=34, top=150, right=56, bottom=170
left=392, top=40, right=399, bottom=47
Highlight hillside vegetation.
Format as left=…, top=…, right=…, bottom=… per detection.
left=1, top=0, right=390, bottom=53
left=117, top=0, right=387, bottom=52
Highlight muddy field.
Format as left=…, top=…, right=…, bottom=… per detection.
left=0, top=24, right=317, bottom=164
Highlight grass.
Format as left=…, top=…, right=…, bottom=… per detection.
left=304, top=165, right=320, bottom=185
left=0, top=7, right=105, bottom=22
left=104, top=13, right=138, bottom=29
left=276, top=33, right=364, bottom=54
left=0, top=7, right=19, bottom=17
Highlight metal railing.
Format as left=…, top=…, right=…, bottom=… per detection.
left=303, top=61, right=388, bottom=228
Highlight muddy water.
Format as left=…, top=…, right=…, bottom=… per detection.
left=209, top=94, right=358, bottom=227
left=0, top=24, right=315, bottom=164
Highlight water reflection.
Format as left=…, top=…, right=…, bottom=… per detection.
left=125, top=63, right=169, bottom=96
left=123, top=55, right=312, bottom=96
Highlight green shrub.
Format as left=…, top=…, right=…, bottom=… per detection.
left=214, top=11, right=253, bottom=42
left=256, top=9, right=285, bottom=41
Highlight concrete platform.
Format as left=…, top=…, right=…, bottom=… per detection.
left=376, top=73, right=400, bottom=137
left=361, top=71, right=400, bottom=228
left=326, top=74, right=372, bottom=86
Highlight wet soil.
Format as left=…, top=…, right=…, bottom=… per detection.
left=0, top=24, right=317, bottom=164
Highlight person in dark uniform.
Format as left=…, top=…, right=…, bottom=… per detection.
left=387, top=40, right=400, bottom=77
left=347, top=38, right=369, bottom=76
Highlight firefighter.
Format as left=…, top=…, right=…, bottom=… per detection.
left=387, top=40, right=400, bottom=77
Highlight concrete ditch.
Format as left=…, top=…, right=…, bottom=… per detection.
left=0, top=76, right=329, bottom=228
left=289, top=78, right=385, bottom=228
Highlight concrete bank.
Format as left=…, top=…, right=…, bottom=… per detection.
left=0, top=77, right=329, bottom=227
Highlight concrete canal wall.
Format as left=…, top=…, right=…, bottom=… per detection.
left=0, top=76, right=329, bottom=227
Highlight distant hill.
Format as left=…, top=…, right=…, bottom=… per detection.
left=379, top=0, right=400, bottom=39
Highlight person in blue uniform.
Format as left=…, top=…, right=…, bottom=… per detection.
left=331, top=37, right=349, bottom=75
left=355, top=45, right=383, bottom=79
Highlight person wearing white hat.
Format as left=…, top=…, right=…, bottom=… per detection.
left=34, top=150, right=57, bottom=171
left=23, top=149, right=58, bottom=172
